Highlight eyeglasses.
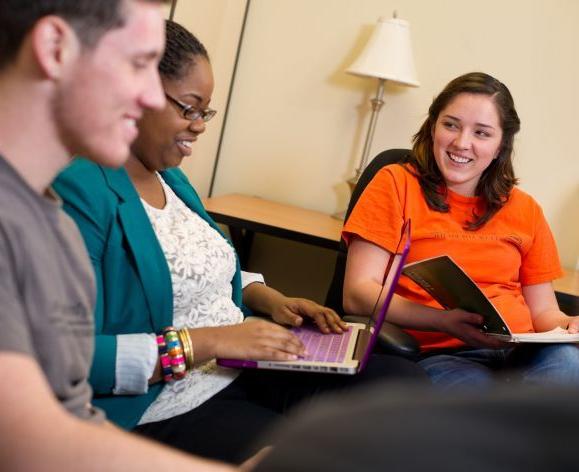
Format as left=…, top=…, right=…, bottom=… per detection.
left=164, top=93, right=217, bottom=123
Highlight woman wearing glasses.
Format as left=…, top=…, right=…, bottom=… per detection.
left=54, top=21, right=424, bottom=464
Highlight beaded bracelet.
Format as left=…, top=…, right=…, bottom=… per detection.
left=155, top=334, right=173, bottom=382
left=163, top=327, right=187, bottom=381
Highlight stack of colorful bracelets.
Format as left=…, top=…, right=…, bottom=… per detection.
left=156, top=326, right=194, bottom=382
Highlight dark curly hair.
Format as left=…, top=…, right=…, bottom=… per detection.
left=159, top=20, right=209, bottom=81
left=407, top=72, right=521, bottom=230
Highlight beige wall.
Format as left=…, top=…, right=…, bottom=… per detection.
left=172, top=0, right=248, bottom=197
left=176, top=0, right=578, bottom=300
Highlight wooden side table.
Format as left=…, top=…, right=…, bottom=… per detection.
left=203, top=193, right=342, bottom=268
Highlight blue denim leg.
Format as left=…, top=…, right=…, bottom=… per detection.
left=418, top=349, right=510, bottom=390
left=513, top=344, right=579, bottom=386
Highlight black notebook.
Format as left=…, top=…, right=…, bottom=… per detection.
left=402, top=255, right=578, bottom=343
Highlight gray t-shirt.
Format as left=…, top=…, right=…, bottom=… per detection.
left=0, top=156, right=103, bottom=422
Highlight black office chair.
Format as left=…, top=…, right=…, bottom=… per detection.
left=325, top=149, right=419, bottom=358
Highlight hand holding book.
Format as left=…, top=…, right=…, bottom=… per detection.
left=403, top=255, right=579, bottom=344
left=435, top=308, right=509, bottom=348
left=567, top=317, right=579, bottom=334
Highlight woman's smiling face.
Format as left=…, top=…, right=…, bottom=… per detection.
left=432, top=92, right=503, bottom=196
left=130, top=55, right=214, bottom=171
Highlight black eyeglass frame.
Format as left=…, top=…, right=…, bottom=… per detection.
left=164, top=93, right=217, bottom=123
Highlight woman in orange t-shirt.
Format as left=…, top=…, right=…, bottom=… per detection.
left=343, top=72, right=579, bottom=388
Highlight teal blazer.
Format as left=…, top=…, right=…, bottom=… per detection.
left=54, top=159, right=243, bottom=429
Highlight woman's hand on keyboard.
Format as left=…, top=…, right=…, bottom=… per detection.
left=212, top=320, right=306, bottom=361
left=270, top=298, right=349, bottom=335
left=241, top=283, right=347, bottom=335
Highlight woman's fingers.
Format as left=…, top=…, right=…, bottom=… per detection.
left=461, top=325, right=508, bottom=348
left=250, top=321, right=305, bottom=356
left=278, top=309, right=303, bottom=327
left=309, top=311, right=330, bottom=333
left=567, top=316, right=579, bottom=333
left=290, top=299, right=348, bottom=334
left=218, top=312, right=352, bottom=362
left=324, top=310, right=349, bottom=332
left=215, top=321, right=303, bottom=360
left=254, top=347, right=300, bottom=361
left=310, top=310, right=347, bottom=334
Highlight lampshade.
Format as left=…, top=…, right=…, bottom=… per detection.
left=347, top=16, right=419, bottom=87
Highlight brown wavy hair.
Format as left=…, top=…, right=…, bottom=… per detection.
left=407, top=72, right=520, bottom=230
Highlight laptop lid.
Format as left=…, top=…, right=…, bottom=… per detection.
left=357, top=219, right=411, bottom=371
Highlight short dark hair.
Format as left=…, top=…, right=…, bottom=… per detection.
left=408, top=72, right=521, bottom=230
left=0, top=0, right=166, bottom=70
left=159, top=20, right=209, bottom=81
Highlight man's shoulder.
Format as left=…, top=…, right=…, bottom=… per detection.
left=0, top=201, right=45, bottom=287
left=0, top=156, right=37, bottom=208
left=0, top=211, right=25, bottom=250
left=0, top=167, right=47, bottom=239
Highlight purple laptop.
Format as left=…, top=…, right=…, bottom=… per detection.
left=218, top=220, right=411, bottom=375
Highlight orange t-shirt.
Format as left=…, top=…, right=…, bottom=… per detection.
left=343, top=164, right=563, bottom=351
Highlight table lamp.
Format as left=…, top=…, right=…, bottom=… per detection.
left=337, top=13, right=419, bottom=218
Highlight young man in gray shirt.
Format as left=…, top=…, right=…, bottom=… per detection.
left=0, top=1, right=234, bottom=470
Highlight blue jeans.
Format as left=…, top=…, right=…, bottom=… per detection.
left=418, top=344, right=579, bottom=390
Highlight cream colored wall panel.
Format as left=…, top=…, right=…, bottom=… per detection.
left=171, top=0, right=248, bottom=197
left=213, top=0, right=579, bottom=268
left=162, top=2, right=173, bottom=18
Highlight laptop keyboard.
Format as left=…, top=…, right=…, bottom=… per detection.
left=292, top=326, right=353, bottom=362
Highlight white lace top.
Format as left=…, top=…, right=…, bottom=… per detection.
left=137, top=175, right=244, bottom=425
